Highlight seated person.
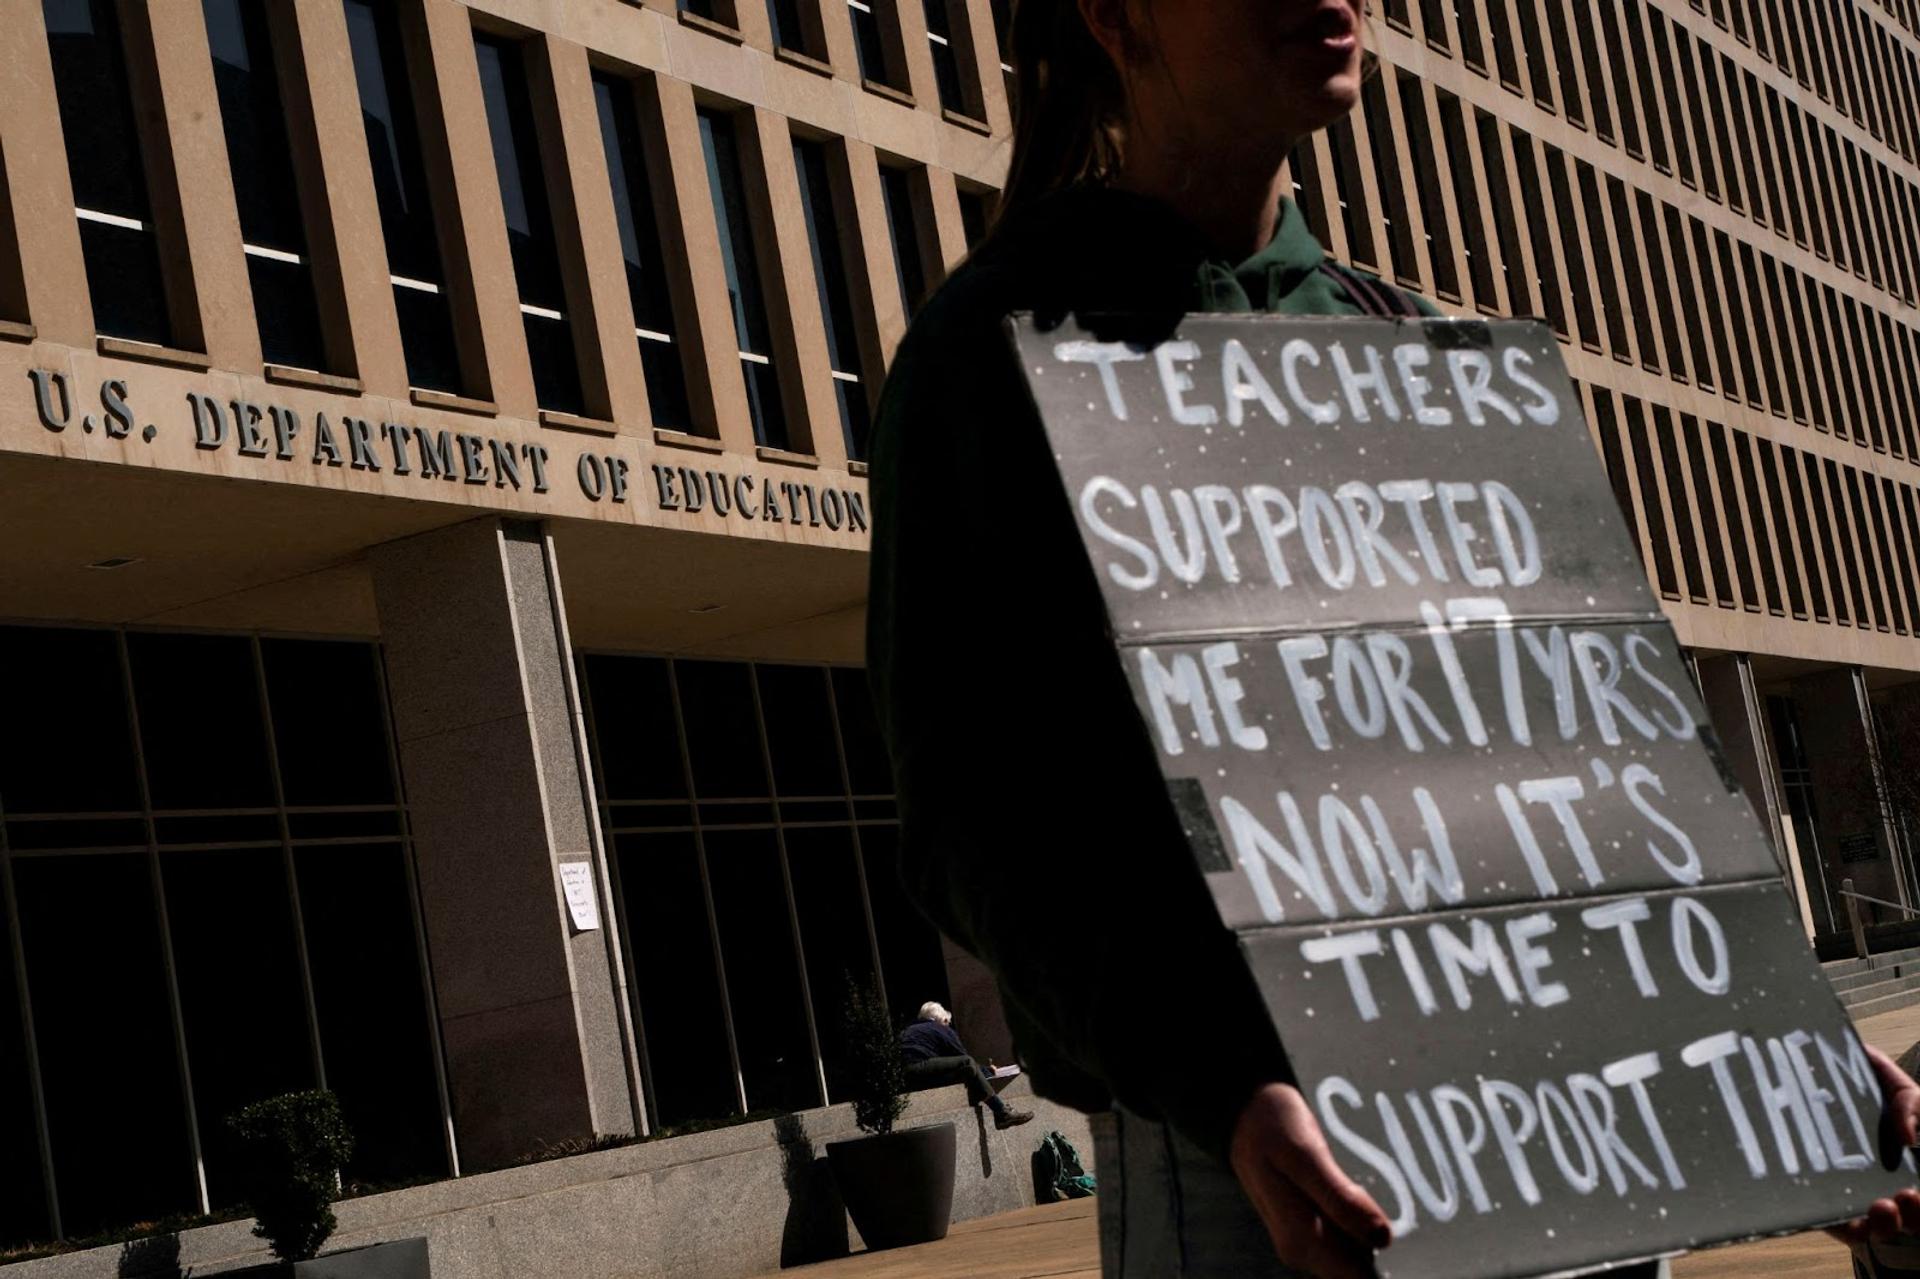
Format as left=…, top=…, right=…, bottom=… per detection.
left=899, top=1001, right=1034, bottom=1131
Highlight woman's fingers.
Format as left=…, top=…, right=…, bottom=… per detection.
left=1230, top=1083, right=1389, bottom=1277
left=1866, top=1044, right=1920, bottom=1158
left=1896, top=1187, right=1920, bottom=1236
left=1824, top=1218, right=1867, bottom=1250
left=1241, top=1164, right=1379, bottom=1279
left=1274, top=1124, right=1394, bottom=1250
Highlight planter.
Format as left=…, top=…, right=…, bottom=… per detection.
left=825, top=1122, right=958, bottom=1251
left=223, top=1237, right=431, bottom=1278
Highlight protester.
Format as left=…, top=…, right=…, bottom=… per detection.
left=899, top=1001, right=1034, bottom=1130
left=865, top=1, right=1920, bottom=1275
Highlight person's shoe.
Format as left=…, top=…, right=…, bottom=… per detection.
left=994, top=1107, right=1035, bottom=1130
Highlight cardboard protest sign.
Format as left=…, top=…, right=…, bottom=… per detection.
left=1010, top=313, right=1912, bottom=1279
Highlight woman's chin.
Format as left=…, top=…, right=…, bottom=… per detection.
left=1289, top=73, right=1364, bottom=131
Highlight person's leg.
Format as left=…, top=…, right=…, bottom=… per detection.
left=905, top=1054, right=1000, bottom=1109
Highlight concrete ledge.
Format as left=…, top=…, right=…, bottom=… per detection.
left=13, top=1082, right=1092, bottom=1279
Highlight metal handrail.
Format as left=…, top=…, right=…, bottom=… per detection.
left=1837, top=886, right=1920, bottom=919
left=1839, top=877, right=1920, bottom=959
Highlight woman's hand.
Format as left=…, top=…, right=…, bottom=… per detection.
left=1229, top=1082, right=1393, bottom=1279
left=1825, top=1044, right=1920, bottom=1251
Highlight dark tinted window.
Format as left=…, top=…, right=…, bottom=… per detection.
left=614, top=830, right=736, bottom=1126
left=850, top=0, right=889, bottom=82
left=594, top=73, right=692, bottom=431
left=164, top=848, right=314, bottom=1206
left=879, top=165, right=927, bottom=318
left=792, top=138, right=871, bottom=459
left=0, top=910, right=50, bottom=1249
left=16, top=854, right=196, bottom=1234
left=475, top=33, right=583, bottom=414
left=203, top=0, right=327, bottom=370
left=581, top=657, right=938, bottom=1127
left=699, top=108, right=788, bottom=448
left=43, top=0, right=172, bottom=344
left=923, top=0, right=964, bottom=111
left=296, top=843, right=446, bottom=1183
left=342, top=0, right=462, bottom=392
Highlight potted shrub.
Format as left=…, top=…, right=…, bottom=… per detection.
left=224, top=1090, right=430, bottom=1277
left=825, top=980, right=958, bottom=1250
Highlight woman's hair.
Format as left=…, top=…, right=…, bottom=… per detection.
left=991, top=2, right=1376, bottom=235
left=994, top=0, right=1131, bottom=227
left=918, top=1001, right=952, bottom=1024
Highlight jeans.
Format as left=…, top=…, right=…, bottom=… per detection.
left=1090, top=1108, right=1671, bottom=1279
left=904, top=1054, right=1001, bottom=1111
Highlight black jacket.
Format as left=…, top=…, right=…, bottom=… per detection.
left=899, top=1019, right=970, bottom=1064
left=865, top=186, right=1435, bottom=1163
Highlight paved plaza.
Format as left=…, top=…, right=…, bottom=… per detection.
left=775, top=1005, right=1920, bottom=1279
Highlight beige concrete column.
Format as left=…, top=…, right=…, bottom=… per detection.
left=922, top=165, right=968, bottom=283
left=0, top=1, right=94, bottom=347
left=285, top=0, right=411, bottom=397
left=650, top=74, right=756, bottom=451
left=415, top=0, right=536, bottom=415
left=814, top=0, right=860, bottom=82
left=535, top=35, right=651, bottom=431
left=131, top=0, right=260, bottom=367
left=372, top=518, right=642, bottom=1169
left=956, top=0, right=1009, bottom=134
left=893, top=0, right=938, bottom=111
left=1791, top=665, right=1904, bottom=916
left=743, top=106, right=839, bottom=458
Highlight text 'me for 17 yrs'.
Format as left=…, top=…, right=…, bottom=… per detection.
left=1008, top=312, right=1914, bottom=1279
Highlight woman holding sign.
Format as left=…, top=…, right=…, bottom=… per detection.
left=864, top=1, right=1920, bottom=1275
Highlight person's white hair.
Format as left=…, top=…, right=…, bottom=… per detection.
left=918, top=1001, right=952, bottom=1025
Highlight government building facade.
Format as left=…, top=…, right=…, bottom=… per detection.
left=0, top=0, right=1917, bottom=1261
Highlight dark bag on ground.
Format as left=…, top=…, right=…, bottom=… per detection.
left=1032, top=1130, right=1097, bottom=1203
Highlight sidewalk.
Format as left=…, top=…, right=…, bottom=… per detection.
left=776, top=1002, right=1920, bottom=1279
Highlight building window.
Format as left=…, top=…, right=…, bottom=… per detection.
left=988, top=0, right=1011, bottom=77
left=698, top=107, right=789, bottom=449
left=593, top=73, right=692, bottom=432
left=474, top=32, right=584, bottom=415
left=956, top=184, right=995, bottom=251
left=580, top=654, right=947, bottom=1129
left=202, top=0, right=328, bottom=373
left=0, top=626, right=446, bottom=1249
left=792, top=137, right=873, bottom=461
left=765, top=0, right=814, bottom=53
left=43, top=0, right=173, bottom=347
left=1767, top=695, right=1837, bottom=935
left=879, top=164, right=929, bottom=319
left=342, top=0, right=462, bottom=394
left=849, top=0, right=895, bottom=86
left=922, top=0, right=967, bottom=114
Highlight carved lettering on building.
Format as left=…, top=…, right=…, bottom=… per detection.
left=22, top=368, right=869, bottom=542
left=648, top=463, right=868, bottom=532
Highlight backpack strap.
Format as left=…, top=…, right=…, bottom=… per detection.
left=1317, top=260, right=1422, bottom=318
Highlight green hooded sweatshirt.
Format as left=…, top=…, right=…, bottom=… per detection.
left=865, top=185, right=1438, bottom=1163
